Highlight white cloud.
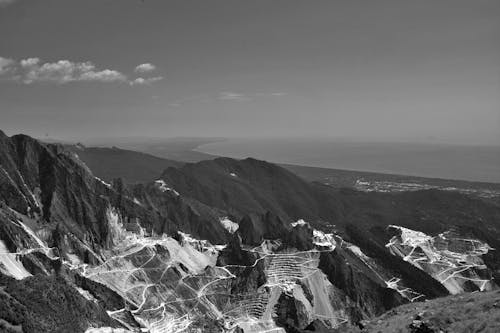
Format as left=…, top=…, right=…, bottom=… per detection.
left=19, top=58, right=127, bottom=84
left=129, top=76, right=163, bottom=86
left=80, top=69, right=127, bottom=83
left=134, top=63, right=156, bottom=73
left=19, top=57, right=40, bottom=68
left=0, top=57, right=128, bottom=84
left=0, top=56, right=162, bottom=87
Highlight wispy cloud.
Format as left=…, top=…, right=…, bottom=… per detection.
left=134, top=63, right=156, bottom=73
left=0, top=56, right=163, bottom=86
left=217, top=91, right=251, bottom=101
left=130, top=76, right=164, bottom=86
left=169, top=91, right=287, bottom=107
left=218, top=91, right=288, bottom=102
left=0, top=57, right=15, bottom=75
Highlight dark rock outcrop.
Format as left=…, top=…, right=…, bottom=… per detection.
left=0, top=273, right=119, bottom=333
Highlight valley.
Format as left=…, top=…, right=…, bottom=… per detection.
left=1, top=131, right=499, bottom=332
left=2, top=1, right=498, bottom=331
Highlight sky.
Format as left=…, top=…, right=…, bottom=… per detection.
left=0, top=0, right=499, bottom=145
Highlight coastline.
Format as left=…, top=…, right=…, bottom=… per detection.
left=194, top=138, right=500, bottom=185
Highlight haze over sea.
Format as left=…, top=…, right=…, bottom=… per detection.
left=196, top=138, right=500, bottom=183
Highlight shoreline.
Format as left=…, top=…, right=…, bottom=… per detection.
left=194, top=139, right=500, bottom=186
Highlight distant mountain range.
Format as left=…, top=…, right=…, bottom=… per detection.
left=63, top=141, right=500, bottom=201
left=1, top=129, right=499, bottom=332
left=65, top=144, right=183, bottom=183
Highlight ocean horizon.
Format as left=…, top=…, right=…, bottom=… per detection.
left=196, top=138, right=500, bottom=183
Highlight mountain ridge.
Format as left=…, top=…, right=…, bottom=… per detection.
left=0, top=131, right=499, bottom=332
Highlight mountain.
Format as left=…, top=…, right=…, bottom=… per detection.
left=78, top=137, right=221, bottom=163
left=159, top=157, right=500, bottom=248
left=65, top=144, right=184, bottom=184
left=337, top=289, right=500, bottom=333
left=1, top=130, right=500, bottom=332
left=159, top=157, right=330, bottom=221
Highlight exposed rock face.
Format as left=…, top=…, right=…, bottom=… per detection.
left=0, top=132, right=231, bottom=254
left=319, top=248, right=403, bottom=321
left=1, top=131, right=500, bottom=332
left=386, top=225, right=495, bottom=294
left=238, top=212, right=291, bottom=245
left=0, top=132, right=120, bottom=252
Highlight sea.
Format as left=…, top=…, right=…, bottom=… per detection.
left=195, top=138, right=500, bottom=183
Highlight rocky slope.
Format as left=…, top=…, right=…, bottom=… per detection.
left=1, top=130, right=499, bottom=332
left=336, top=290, right=500, bottom=333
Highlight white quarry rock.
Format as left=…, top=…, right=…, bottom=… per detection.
left=220, top=216, right=239, bottom=233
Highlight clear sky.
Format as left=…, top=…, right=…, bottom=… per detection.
left=0, top=0, right=499, bottom=145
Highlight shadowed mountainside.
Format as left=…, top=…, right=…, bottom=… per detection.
left=65, top=145, right=184, bottom=184
left=0, top=273, right=119, bottom=333
left=158, top=157, right=500, bottom=246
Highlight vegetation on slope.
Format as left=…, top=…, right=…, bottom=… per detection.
left=334, top=290, right=500, bottom=333
left=0, top=273, right=118, bottom=333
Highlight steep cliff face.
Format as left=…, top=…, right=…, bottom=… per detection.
left=1, top=131, right=500, bottom=332
left=0, top=132, right=231, bottom=257
left=386, top=226, right=495, bottom=294
left=0, top=132, right=117, bottom=252
left=121, top=180, right=230, bottom=244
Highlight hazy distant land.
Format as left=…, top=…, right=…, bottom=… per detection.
left=65, top=136, right=500, bottom=203
left=196, top=138, right=500, bottom=183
